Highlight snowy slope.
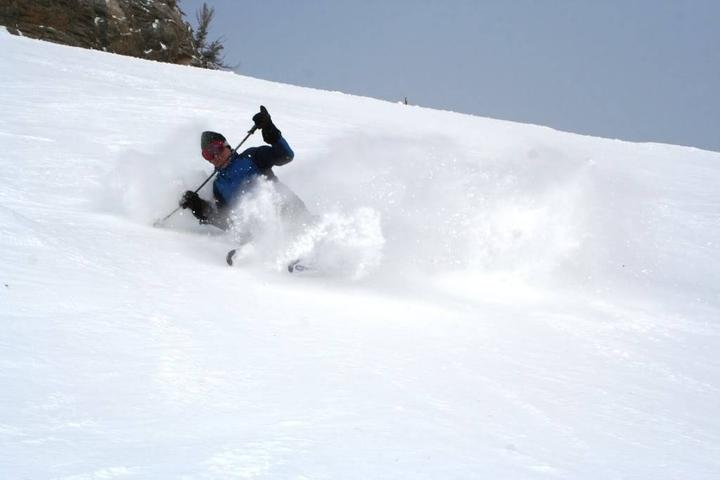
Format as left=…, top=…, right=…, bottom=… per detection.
left=2, top=29, right=720, bottom=479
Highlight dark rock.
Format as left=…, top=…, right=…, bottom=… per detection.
left=0, top=0, right=198, bottom=65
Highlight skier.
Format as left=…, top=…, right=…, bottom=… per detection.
left=178, top=106, right=308, bottom=231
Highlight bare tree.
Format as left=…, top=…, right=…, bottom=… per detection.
left=193, top=3, right=227, bottom=69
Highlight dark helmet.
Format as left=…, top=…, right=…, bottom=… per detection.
left=200, top=131, right=230, bottom=160
left=200, top=131, right=227, bottom=150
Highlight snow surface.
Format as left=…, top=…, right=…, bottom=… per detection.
left=1, top=30, right=720, bottom=479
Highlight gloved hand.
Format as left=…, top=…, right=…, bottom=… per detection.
left=179, top=190, right=209, bottom=221
left=252, top=105, right=272, bottom=130
left=179, top=190, right=200, bottom=209
left=252, top=105, right=281, bottom=145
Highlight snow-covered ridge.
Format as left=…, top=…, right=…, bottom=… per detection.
left=2, top=31, right=719, bottom=479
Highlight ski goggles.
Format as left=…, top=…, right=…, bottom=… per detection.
left=202, top=139, right=226, bottom=161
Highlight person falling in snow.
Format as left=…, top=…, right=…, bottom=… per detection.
left=178, top=105, right=309, bottom=233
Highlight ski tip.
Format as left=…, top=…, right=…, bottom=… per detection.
left=287, top=260, right=310, bottom=273
left=226, top=249, right=237, bottom=266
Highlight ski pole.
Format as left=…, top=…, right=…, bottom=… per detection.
left=153, top=125, right=258, bottom=227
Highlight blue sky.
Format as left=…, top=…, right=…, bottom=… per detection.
left=181, top=0, right=719, bottom=151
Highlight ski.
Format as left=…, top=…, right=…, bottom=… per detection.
left=287, top=259, right=314, bottom=273
left=227, top=250, right=314, bottom=274
left=226, top=249, right=238, bottom=266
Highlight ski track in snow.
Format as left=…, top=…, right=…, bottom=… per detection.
left=1, top=30, right=720, bottom=479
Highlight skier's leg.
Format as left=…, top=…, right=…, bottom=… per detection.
left=274, top=181, right=311, bottom=225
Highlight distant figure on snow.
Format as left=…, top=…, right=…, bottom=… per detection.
left=178, top=106, right=308, bottom=231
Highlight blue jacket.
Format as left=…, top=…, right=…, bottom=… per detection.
left=212, top=136, right=294, bottom=208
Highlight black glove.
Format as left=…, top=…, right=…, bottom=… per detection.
left=252, top=105, right=272, bottom=129
left=179, top=190, right=199, bottom=209
left=179, top=190, right=208, bottom=221
left=252, top=105, right=281, bottom=145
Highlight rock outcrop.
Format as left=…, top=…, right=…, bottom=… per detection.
left=0, top=0, right=197, bottom=65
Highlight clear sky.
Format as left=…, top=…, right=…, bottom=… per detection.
left=180, top=0, right=719, bottom=152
